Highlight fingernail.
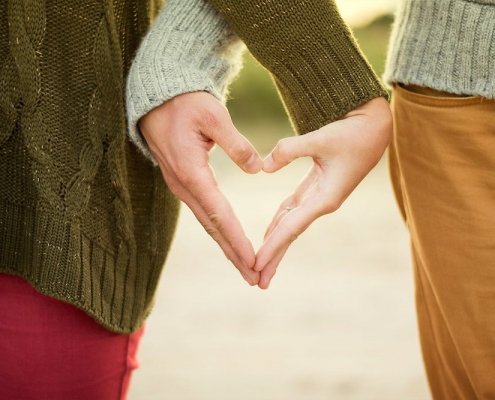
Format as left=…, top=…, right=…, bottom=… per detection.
left=245, top=154, right=262, bottom=173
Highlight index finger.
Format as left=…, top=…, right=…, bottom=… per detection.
left=186, top=166, right=256, bottom=271
left=255, top=200, right=324, bottom=272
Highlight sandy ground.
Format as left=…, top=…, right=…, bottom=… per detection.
left=128, top=148, right=430, bottom=400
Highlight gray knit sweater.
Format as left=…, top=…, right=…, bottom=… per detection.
left=384, top=0, right=495, bottom=98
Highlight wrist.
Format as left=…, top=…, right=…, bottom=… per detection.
left=345, top=96, right=392, bottom=132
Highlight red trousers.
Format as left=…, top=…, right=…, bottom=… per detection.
left=0, top=274, right=144, bottom=400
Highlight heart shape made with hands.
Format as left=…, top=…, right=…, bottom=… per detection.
left=207, top=119, right=388, bottom=289
left=138, top=92, right=391, bottom=290
left=209, top=147, right=316, bottom=290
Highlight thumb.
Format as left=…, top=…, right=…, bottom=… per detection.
left=202, top=111, right=262, bottom=174
left=263, top=134, right=317, bottom=173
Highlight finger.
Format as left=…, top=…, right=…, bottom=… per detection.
left=257, top=248, right=286, bottom=290
left=263, top=134, right=319, bottom=173
left=262, top=167, right=319, bottom=243
left=263, top=196, right=295, bottom=240
left=255, top=201, right=324, bottom=271
left=161, top=165, right=259, bottom=285
left=201, top=109, right=263, bottom=174
left=180, top=183, right=260, bottom=285
left=184, top=167, right=258, bottom=272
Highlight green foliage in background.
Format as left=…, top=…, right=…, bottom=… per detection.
left=226, top=14, right=394, bottom=151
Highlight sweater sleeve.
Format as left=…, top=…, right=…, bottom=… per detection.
left=126, top=0, right=245, bottom=165
left=206, top=0, right=389, bottom=134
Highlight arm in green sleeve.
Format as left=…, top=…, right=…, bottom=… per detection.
left=207, top=0, right=388, bottom=134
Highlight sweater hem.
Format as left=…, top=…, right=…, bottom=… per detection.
left=0, top=268, right=151, bottom=334
left=384, top=0, right=495, bottom=98
left=0, top=198, right=161, bottom=334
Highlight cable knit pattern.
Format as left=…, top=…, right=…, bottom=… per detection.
left=8, top=0, right=60, bottom=208
left=384, top=0, right=495, bottom=98
left=126, top=0, right=245, bottom=165
left=0, top=0, right=13, bottom=146
left=0, top=0, right=168, bottom=333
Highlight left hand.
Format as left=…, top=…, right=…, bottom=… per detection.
left=254, top=97, right=392, bottom=289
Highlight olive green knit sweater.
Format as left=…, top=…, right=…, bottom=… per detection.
left=0, top=0, right=386, bottom=333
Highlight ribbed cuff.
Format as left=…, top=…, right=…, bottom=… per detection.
left=271, top=31, right=389, bottom=134
left=208, top=0, right=388, bottom=134
left=384, top=0, right=495, bottom=98
left=126, top=0, right=245, bottom=165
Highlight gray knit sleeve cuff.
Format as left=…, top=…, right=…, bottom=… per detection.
left=126, top=0, right=245, bottom=165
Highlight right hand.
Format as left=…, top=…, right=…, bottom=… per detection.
left=139, top=91, right=263, bottom=285
left=255, top=97, right=392, bottom=289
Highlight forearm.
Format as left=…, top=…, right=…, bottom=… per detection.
left=126, top=0, right=245, bottom=164
left=207, top=0, right=388, bottom=134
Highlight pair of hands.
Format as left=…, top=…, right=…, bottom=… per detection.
left=139, top=92, right=392, bottom=289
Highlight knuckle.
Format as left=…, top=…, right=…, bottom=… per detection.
left=204, top=224, right=219, bottom=238
left=207, top=211, right=222, bottom=228
left=177, top=170, right=200, bottom=187
left=230, top=142, right=252, bottom=164
left=323, top=197, right=343, bottom=214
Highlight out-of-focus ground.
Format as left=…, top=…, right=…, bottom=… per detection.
left=129, top=11, right=431, bottom=400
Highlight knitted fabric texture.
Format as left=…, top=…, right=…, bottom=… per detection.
left=126, top=0, right=245, bottom=165
left=208, top=0, right=389, bottom=134
left=0, top=0, right=179, bottom=334
left=0, top=0, right=386, bottom=333
left=384, top=0, right=495, bottom=98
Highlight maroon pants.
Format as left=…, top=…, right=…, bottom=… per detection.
left=0, top=274, right=144, bottom=400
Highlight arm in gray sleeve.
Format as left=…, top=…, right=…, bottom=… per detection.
left=126, top=0, right=245, bottom=164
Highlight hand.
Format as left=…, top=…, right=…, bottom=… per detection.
left=255, top=97, right=392, bottom=289
left=139, top=91, right=263, bottom=285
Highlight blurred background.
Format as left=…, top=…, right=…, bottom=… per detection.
left=130, top=1, right=431, bottom=399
